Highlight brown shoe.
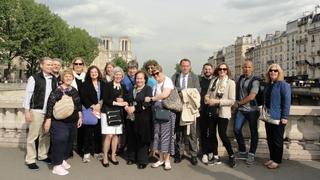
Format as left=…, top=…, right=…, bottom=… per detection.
left=267, top=162, right=280, bottom=169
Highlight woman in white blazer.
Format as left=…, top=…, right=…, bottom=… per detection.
left=205, top=63, right=236, bottom=168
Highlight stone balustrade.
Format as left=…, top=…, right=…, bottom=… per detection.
left=0, top=103, right=319, bottom=160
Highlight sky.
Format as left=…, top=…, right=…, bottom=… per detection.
left=36, top=0, right=319, bottom=75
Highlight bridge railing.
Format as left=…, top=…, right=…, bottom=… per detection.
left=0, top=104, right=319, bottom=160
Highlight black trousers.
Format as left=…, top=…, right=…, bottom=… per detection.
left=210, top=115, right=234, bottom=156
left=265, top=123, right=285, bottom=164
left=199, top=111, right=218, bottom=155
left=126, top=121, right=149, bottom=165
left=82, top=120, right=102, bottom=155
left=50, top=121, right=76, bottom=166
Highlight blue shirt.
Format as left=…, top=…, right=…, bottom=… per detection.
left=121, top=74, right=135, bottom=92
left=264, top=81, right=291, bottom=120
left=147, top=76, right=157, bottom=88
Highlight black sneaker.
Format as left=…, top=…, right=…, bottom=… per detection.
left=39, top=158, right=52, bottom=164
left=207, top=156, right=222, bottom=165
left=229, top=155, right=236, bottom=168
left=27, top=163, right=39, bottom=170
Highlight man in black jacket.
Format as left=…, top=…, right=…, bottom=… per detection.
left=172, top=58, right=200, bottom=165
left=23, top=57, right=58, bottom=170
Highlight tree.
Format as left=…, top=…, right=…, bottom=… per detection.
left=65, top=27, right=98, bottom=66
left=0, top=0, right=26, bottom=76
left=175, top=63, right=180, bottom=73
left=0, top=0, right=98, bottom=77
left=112, top=57, right=128, bottom=73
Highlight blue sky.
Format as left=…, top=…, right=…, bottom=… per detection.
left=36, top=0, right=318, bottom=75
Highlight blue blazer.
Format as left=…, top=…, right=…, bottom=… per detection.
left=264, top=81, right=291, bottom=120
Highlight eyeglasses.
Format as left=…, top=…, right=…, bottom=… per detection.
left=74, top=63, right=84, bottom=66
left=147, top=66, right=154, bottom=70
left=269, top=69, right=278, bottom=73
left=152, top=72, right=160, bottom=76
left=218, top=68, right=228, bottom=71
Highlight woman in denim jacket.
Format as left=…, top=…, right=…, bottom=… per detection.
left=263, top=63, right=291, bottom=169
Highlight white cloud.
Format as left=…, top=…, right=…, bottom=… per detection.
left=35, top=0, right=319, bottom=75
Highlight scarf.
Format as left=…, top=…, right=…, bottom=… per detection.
left=71, top=71, right=86, bottom=90
left=216, top=75, right=229, bottom=95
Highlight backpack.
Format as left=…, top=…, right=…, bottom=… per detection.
left=236, top=75, right=264, bottom=106
left=53, top=88, right=75, bottom=120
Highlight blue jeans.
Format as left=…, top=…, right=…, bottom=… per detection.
left=234, top=110, right=259, bottom=154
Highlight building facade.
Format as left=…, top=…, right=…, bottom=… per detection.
left=91, top=36, right=134, bottom=71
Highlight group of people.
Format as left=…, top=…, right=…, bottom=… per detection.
left=23, top=56, right=291, bottom=176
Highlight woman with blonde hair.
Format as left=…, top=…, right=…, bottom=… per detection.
left=262, top=63, right=291, bottom=169
left=44, top=69, right=82, bottom=175
left=70, top=57, right=86, bottom=91
left=69, top=57, right=86, bottom=156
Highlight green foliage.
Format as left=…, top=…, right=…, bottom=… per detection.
left=0, top=0, right=98, bottom=76
left=112, top=57, right=128, bottom=73
left=175, top=63, right=180, bottom=73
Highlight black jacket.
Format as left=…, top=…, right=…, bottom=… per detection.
left=80, top=80, right=105, bottom=109
left=30, top=72, right=58, bottom=109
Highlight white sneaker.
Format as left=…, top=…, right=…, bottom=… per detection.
left=62, top=160, right=71, bottom=169
left=164, top=161, right=172, bottom=170
left=52, top=165, right=69, bottom=176
left=83, top=153, right=91, bottom=163
left=208, top=153, right=213, bottom=161
left=202, top=154, right=209, bottom=164
left=151, top=161, right=164, bottom=168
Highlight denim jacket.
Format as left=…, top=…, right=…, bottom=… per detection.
left=264, top=81, right=291, bottom=120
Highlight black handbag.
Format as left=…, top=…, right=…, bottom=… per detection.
left=105, top=107, right=123, bottom=126
left=153, top=108, right=171, bottom=122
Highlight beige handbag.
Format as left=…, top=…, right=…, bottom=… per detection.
left=53, top=91, right=74, bottom=120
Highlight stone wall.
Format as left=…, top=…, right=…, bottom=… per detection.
left=0, top=103, right=319, bottom=160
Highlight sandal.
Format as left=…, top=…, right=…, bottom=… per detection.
left=264, top=160, right=273, bottom=166
left=267, top=162, right=280, bottom=169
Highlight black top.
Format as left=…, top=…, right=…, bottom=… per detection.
left=199, top=76, right=212, bottom=110
left=265, top=83, right=274, bottom=109
left=127, top=85, right=153, bottom=143
left=30, top=72, right=58, bottom=110
left=45, top=86, right=82, bottom=123
left=102, top=81, right=125, bottom=113
left=80, top=80, right=105, bottom=109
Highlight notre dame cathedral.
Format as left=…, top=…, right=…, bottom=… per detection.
left=91, top=36, right=135, bottom=69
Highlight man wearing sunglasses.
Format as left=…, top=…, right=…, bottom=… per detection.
left=233, top=60, right=260, bottom=165
left=171, top=58, right=200, bottom=166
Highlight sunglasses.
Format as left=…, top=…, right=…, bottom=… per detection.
left=152, top=72, right=160, bottom=76
left=269, top=69, right=278, bottom=73
left=74, top=63, right=84, bottom=66
left=218, top=68, right=228, bottom=71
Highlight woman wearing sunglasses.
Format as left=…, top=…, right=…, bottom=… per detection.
left=263, top=64, right=291, bottom=169
left=204, top=63, right=236, bottom=168
left=145, top=65, right=176, bottom=171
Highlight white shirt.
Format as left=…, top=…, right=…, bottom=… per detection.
left=179, top=73, right=189, bottom=89
left=23, top=72, right=53, bottom=114
left=153, top=76, right=174, bottom=101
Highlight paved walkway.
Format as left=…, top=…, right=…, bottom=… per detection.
left=0, top=147, right=319, bottom=180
